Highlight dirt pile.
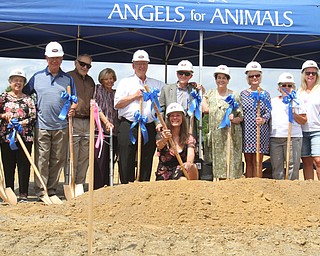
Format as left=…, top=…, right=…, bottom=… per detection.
left=1, top=178, right=320, bottom=255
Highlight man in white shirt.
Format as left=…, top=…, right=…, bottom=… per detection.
left=115, top=50, right=164, bottom=183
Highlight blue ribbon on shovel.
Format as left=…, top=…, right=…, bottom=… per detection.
left=250, top=90, right=272, bottom=110
left=129, top=110, right=149, bottom=145
left=219, top=94, right=239, bottom=129
left=187, top=89, right=202, bottom=120
left=7, top=118, right=23, bottom=150
left=282, top=89, right=299, bottom=123
left=58, top=90, right=78, bottom=120
left=143, top=88, right=161, bottom=121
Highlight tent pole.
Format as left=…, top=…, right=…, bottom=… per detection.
left=164, top=44, right=168, bottom=84
left=199, top=31, right=203, bottom=160
left=76, top=25, right=80, bottom=57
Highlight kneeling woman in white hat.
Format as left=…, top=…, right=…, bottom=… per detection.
left=155, top=102, right=198, bottom=180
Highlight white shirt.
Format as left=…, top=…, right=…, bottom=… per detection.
left=114, top=74, right=165, bottom=122
left=270, top=96, right=306, bottom=137
left=298, top=85, right=320, bottom=132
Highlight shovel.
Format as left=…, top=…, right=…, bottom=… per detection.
left=144, top=85, right=189, bottom=179
left=136, top=98, right=142, bottom=181
left=226, top=124, right=231, bottom=179
left=285, top=101, right=293, bottom=180
left=63, top=86, right=75, bottom=200
left=256, top=90, right=262, bottom=178
left=0, top=160, right=17, bottom=205
left=16, top=133, right=62, bottom=205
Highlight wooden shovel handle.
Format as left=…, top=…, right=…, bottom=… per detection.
left=16, top=133, right=48, bottom=193
left=136, top=98, right=142, bottom=181
left=256, top=99, right=261, bottom=178
left=144, top=85, right=189, bottom=180
left=67, top=86, right=75, bottom=191
left=285, top=102, right=293, bottom=180
left=226, top=125, right=231, bottom=179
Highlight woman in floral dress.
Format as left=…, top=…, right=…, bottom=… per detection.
left=155, top=103, right=198, bottom=180
left=202, top=65, right=243, bottom=179
left=0, top=69, right=36, bottom=201
left=240, top=61, right=271, bottom=178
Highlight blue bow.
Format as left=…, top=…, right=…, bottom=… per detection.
left=219, top=94, right=239, bottom=128
left=7, top=118, right=23, bottom=150
left=58, top=90, right=78, bottom=120
left=187, top=89, right=202, bottom=120
left=143, top=88, right=161, bottom=121
left=282, top=89, right=299, bottom=123
left=129, top=110, right=149, bottom=145
left=250, top=90, right=272, bottom=110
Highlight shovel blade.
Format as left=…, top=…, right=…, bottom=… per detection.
left=63, top=184, right=75, bottom=201
left=50, top=195, right=63, bottom=205
left=4, top=188, right=17, bottom=205
left=39, top=194, right=53, bottom=205
left=75, top=184, right=84, bottom=197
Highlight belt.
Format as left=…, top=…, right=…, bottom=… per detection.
left=120, top=117, right=154, bottom=125
left=74, top=116, right=90, bottom=119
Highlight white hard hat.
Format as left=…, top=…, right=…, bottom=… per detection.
left=132, top=50, right=150, bottom=62
left=301, top=60, right=319, bottom=73
left=166, top=102, right=185, bottom=116
left=277, top=72, right=295, bottom=85
left=176, top=60, right=193, bottom=72
left=214, top=65, right=230, bottom=78
left=9, top=68, right=27, bottom=81
left=45, top=41, right=64, bottom=57
left=245, top=61, right=262, bottom=74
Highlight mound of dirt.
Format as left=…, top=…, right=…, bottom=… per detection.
left=1, top=178, right=320, bottom=255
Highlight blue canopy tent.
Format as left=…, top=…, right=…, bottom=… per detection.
left=0, top=0, right=319, bottom=69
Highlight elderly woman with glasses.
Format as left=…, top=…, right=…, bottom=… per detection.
left=270, top=73, right=307, bottom=180
left=240, top=61, right=271, bottom=178
left=297, top=60, right=320, bottom=180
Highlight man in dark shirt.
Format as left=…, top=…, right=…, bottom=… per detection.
left=67, top=54, right=95, bottom=190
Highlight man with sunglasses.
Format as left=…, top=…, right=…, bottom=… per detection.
left=67, top=54, right=95, bottom=192
left=158, top=60, right=204, bottom=130
left=23, top=41, right=77, bottom=199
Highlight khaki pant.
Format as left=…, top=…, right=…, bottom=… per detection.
left=34, top=128, right=68, bottom=196
left=71, top=118, right=90, bottom=184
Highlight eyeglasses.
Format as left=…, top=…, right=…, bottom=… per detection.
left=305, top=71, right=317, bottom=76
left=281, top=84, right=293, bottom=88
left=177, top=71, right=192, bottom=77
left=78, top=60, right=92, bottom=69
left=248, top=74, right=261, bottom=79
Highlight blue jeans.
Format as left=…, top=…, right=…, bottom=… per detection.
left=301, top=131, right=320, bottom=157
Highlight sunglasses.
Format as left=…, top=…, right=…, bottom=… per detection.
left=248, top=74, right=261, bottom=79
left=281, top=84, right=293, bottom=88
left=177, top=71, right=192, bottom=77
left=78, top=60, right=92, bottom=69
left=305, top=71, right=317, bottom=76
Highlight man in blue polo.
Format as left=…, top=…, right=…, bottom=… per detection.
left=23, top=41, right=77, bottom=198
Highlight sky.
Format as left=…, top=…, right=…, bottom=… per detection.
left=0, top=57, right=302, bottom=98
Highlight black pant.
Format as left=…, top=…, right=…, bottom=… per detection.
left=117, top=118, right=156, bottom=184
left=94, top=135, right=118, bottom=189
left=0, top=141, right=32, bottom=194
